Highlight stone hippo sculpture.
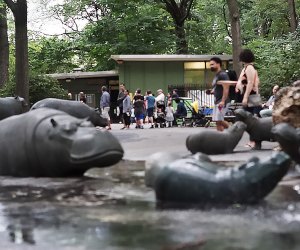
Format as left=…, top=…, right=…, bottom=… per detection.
left=31, top=98, right=108, bottom=127
left=186, top=121, right=247, bottom=154
left=272, top=123, right=300, bottom=164
left=0, top=108, right=124, bottom=177
left=147, top=152, right=291, bottom=204
left=235, top=109, right=274, bottom=150
left=0, top=96, right=28, bottom=120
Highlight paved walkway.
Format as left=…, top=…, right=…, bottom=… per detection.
left=109, top=123, right=278, bottom=163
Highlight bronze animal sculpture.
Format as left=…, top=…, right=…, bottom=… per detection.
left=31, top=98, right=108, bottom=127
left=0, top=108, right=124, bottom=177
left=235, top=109, right=274, bottom=150
left=147, top=152, right=291, bottom=204
left=186, top=121, right=247, bottom=154
left=272, top=123, right=300, bottom=164
left=0, top=96, right=28, bottom=120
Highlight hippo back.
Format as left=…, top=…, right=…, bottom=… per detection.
left=31, top=98, right=108, bottom=127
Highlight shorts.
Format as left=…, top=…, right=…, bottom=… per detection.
left=147, top=107, right=154, bottom=117
left=135, top=113, right=144, bottom=120
left=212, top=103, right=229, bottom=121
left=101, top=107, right=110, bottom=121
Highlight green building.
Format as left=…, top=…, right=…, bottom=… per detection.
left=110, top=54, right=233, bottom=96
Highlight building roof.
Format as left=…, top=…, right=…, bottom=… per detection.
left=111, top=54, right=233, bottom=62
left=47, top=70, right=118, bottom=80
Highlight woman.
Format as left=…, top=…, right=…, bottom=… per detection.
left=121, top=89, right=132, bottom=129
left=236, top=49, right=261, bottom=148
left=235, top=49, right=260, bottom=115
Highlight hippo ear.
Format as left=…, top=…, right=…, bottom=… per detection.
left=50, top=118, right=58, bottom=127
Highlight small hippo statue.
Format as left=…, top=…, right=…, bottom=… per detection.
left=272, top=123, right=300, bottom=164
left=186, top=121, right=247, bottom=154
left=0, top=108, right=124, bottom=177
left=235, top=109, right=274, bottom=149
left=0, top=96, right=28, bottom=120
left=31, top=98, right=108, bottom=127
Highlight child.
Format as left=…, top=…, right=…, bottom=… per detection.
left=165, top=102, right=174, bottom=127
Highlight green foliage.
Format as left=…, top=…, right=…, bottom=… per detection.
left=0, top=74, right=68, bottom=105
left=29, top=37, right=78, bottom=74
left=247, top=28, right=300, bottom=97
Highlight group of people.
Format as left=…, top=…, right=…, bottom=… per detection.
left=113, top=84, right=188, bottom=130
left=208, top=48, right=281, bottom=148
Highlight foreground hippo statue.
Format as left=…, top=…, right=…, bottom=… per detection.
left=0, top=96, right=28, bottom=120
left=31, top=98, right=108, bottom=127
left=272, top=123, right=300, bottom=164
left=0, top=108, right=124, bottom=177
left=235, top=109, right=274, bottom=149
left=186, top=121, right=246, bottom=154
left=148, top=152, right=291, bottom=204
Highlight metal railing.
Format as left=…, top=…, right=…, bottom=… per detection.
left=168, top=84, right=214, bottom=107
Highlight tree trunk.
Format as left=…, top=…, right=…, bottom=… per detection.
left=161, top=0, right=194, bottom=54
left=174, top=21, right=188, bottom=54
left=287, top=0, right=298, bottom=32
left=0, top=5, right=9, bottom=87
left=226, top=0, right=242, bottom=74
left=3, top=0, right=29, bottom=102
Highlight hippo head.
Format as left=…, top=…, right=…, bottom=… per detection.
left=228, top=121, right=247, bottom=133
left=30, top=110, right=124, bottom=176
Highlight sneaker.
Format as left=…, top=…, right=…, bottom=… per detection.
left=150, top=125, right=154, bottom=129
left=140, top=126, right=144, bottom=129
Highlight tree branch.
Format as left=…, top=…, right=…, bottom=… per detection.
left=3, top=0, right=16, bottom=13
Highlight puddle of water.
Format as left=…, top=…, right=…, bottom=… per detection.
left=0, top=160, right=299, bottom=250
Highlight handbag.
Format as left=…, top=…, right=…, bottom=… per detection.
left=248, top=93, right=262, bottom=107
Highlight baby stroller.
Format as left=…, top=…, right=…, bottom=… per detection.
left=155, top=100, right=166, bottom=128
left=185, top=100, right=211, bottom=127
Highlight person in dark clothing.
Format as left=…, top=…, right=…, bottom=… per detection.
left=174, top=98, right=187, bottom=120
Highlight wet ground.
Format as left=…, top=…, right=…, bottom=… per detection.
left=0, top=124, right=299, bottom=250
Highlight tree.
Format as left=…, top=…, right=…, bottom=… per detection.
left=0, top=3, right=9, bottom=87
left=156, top=0, right=195, bottom=54
left=226, top=0, right=242, bottom=74
left=287, top=0, right=298, bottom=32
left=3, top=0, right=29, bottom=102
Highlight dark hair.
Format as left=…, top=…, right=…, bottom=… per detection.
left=101, top=86, right=107, bottom=91
left=239, top=49, right=255, bottom=63
left=175, top=98, right=180, bottom=103
left=210, top=57, right=222, bottom=65
left=146, top=90, right=152, bottom=95
left=136, top=88, right=141, bottom=94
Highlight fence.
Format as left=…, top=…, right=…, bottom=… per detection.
left=168, top=84, right=214, bottom=107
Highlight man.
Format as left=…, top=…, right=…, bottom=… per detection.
left=117, top=83, right=125, bottom=123
left=209, top=57, right=230, bottom=131
left=100, top=85, right=111, bottom=130
left=145, top=90, right=156, bottom=128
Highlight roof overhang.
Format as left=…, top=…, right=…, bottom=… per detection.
left=111, top=54, right=233, bottom=62
left=47, top=70, right=118, bottom=80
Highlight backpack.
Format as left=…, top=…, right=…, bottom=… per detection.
left=226, top=70, right=243, bottom=103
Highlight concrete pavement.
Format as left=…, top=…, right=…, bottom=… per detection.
left=109, top=123, right=279, bottom=163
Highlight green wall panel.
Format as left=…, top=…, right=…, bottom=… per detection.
left=119, top=61, right=184, bottom=96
